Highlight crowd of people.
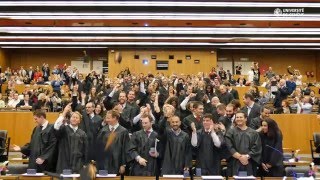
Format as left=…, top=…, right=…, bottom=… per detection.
left=7, top=61, right=314, bottom=177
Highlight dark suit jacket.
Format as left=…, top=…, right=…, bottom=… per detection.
left=218, top=92, right=234, bottom=105
left=229, top=89, right=239, bottom=100
left=182, top=114, right=203, bottom=135
left=273, top=86, right=289, bottom=108
left=79, top=112, right=103, bottom=161
left=241, top=103, right=261, bottom=125
left=16, top=100, right=33, bottom=108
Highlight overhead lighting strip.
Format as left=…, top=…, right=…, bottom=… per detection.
left=1, top=36, right=320, bottom=41
left=1, top=42, right=320, bottom=46
left=1, top=15, right=319, bottom=21
left=1, top=1, right=320, bottom=7
left=2, top=27, right=320, bottom=31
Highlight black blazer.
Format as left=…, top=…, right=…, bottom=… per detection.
left=229, top=89, right=239, bottom=100
left=241, top=103, right=261, bottom=125
left=16, top=100, right=33, bottom=108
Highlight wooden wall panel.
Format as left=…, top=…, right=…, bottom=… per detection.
left=7, top=49, right=107, bottom=71
left=0, top=112, right=59, bottom=146
left=108, top=50, right=217, bottom=78
left=218, top=49, right=318, bottom=81
left=0, top=112, right=318, bottom=154
left=270, top=114, right=320, bottom=154
left=0, top=48, right=9, bottom=70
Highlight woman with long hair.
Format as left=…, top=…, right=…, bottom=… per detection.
left=259, top=118, right=284, bottom=177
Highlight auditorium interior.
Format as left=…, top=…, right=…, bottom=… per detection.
left=0, top=0, right=320, bottom=179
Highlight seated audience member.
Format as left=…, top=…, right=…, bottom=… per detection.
left=281, top=100, right=291, bottom=114
left=290, top=97, right=301, bottom=114
left=191, top=114, right=224, bottom=175
left=16, top=93, right=33, bottom=108
left=7, top=93, right=20, bottom=108
left=310, top=90, right=318, bottom=105
left=159, top=115, right=192, bottom=175
left=218, top=85, right=234, bottom=105
left=259, top=118, right=284, bottom=177
left=54, top=103, right=88, bottom=173
left=257, top=91, right=269, bottom=106
left=128, top=115, right=159, bottom=176
left=300, top=96, right=313, bottom=114
left=225, top=111, right=262, bottom=176
left=0, top=94, right=6, bottom=108
left=12, top=110, right=57, bottom=172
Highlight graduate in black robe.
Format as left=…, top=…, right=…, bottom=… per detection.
left=128, top=114, right=159, bottom=176
left=259, top=118, right=284, bottom=177
left=159, top=115, right=192, bottom=175
left=191, top=113, right=224, bottom=175
left=96, top=109, right=130, bottom=175
left=12, top=110, right=57, bottom=172
left=79, top=102, right=103, bottom=161
left=225, top=111, right=262, bottom=176
left=54, top=104, right=88, bottom=174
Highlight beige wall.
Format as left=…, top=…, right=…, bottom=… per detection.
left=108, top=49, right=217, bottom=77
left=0, top=48, right=9, bottom=70
left=6, top=48, right=107, bottom=70
left=219, top=49, right=318, bottom=81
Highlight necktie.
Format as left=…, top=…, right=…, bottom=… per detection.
left=111, top=127, right=115, bottom=132
left=40, top=125, right=43, bottom=131
left=146, top=130, right=151, bottom=137
left=196, top=116, right=201, bottom=122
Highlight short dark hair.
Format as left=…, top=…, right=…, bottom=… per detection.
left=107, top=109, right=120, bottom=120
left=235, top=110, right=247, bottom=118
left=193, top=101, right=204, bottom=109
left=33, top=109, right=46, bottom=119
left=244, top=93, right=254, bottom=101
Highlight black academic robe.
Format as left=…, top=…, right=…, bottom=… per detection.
left=194, top=129, right=223, bottom=175
left=79, top=112, right=103, bottom=161
left=159, top=119, right=192, bottom=175
left=225, top=127, right=262, bottom=176
left=21, top=124, right=57, bottom=172
left=182, top=114, right=203, bottom=136
left=55, top=125, right=88, bottom=174
left=128, top=130, right=159, bottom=176
left=96, top=125, right=130, bottom=174
left=260, top=132, right=284, bottom=177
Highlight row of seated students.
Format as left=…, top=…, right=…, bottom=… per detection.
left=12, top=93, right=284, bottom=177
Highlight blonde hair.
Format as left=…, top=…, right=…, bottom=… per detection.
left=71, top=111, right=83, bottom=121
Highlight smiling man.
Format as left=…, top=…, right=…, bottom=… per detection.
left=225, top=111, right=262, bottom=176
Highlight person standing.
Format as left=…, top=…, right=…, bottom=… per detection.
left=96, top=109, right=130, bottom=175
left=54, top=104, right=88, bottom=173
left=12, top=110, right=57, bottom=172
left=128, top=115, right=159, bottom=176
left=225, top=111, right=262, bottom=176
left=191, top=114, right=224, bottom=175
left=159, top=115, right=192, bottom=175
left=259, top=118, right=284, bottom=177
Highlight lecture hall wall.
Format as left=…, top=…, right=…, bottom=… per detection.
left=2, top=48, right=320, bottom=81
left=107, top=49, right=217, bottom=78
left=5, top=48, right=107, bottom=70
left=219, top=49, right=320, bottom=81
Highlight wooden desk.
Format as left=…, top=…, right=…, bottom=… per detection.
left=0, top=176, right=18, bottom=180
left=18, top=176, right=51, bottom=180
left=8, top=158, right=29, bottom=164
left=284, top=161, right=311, bottom=167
